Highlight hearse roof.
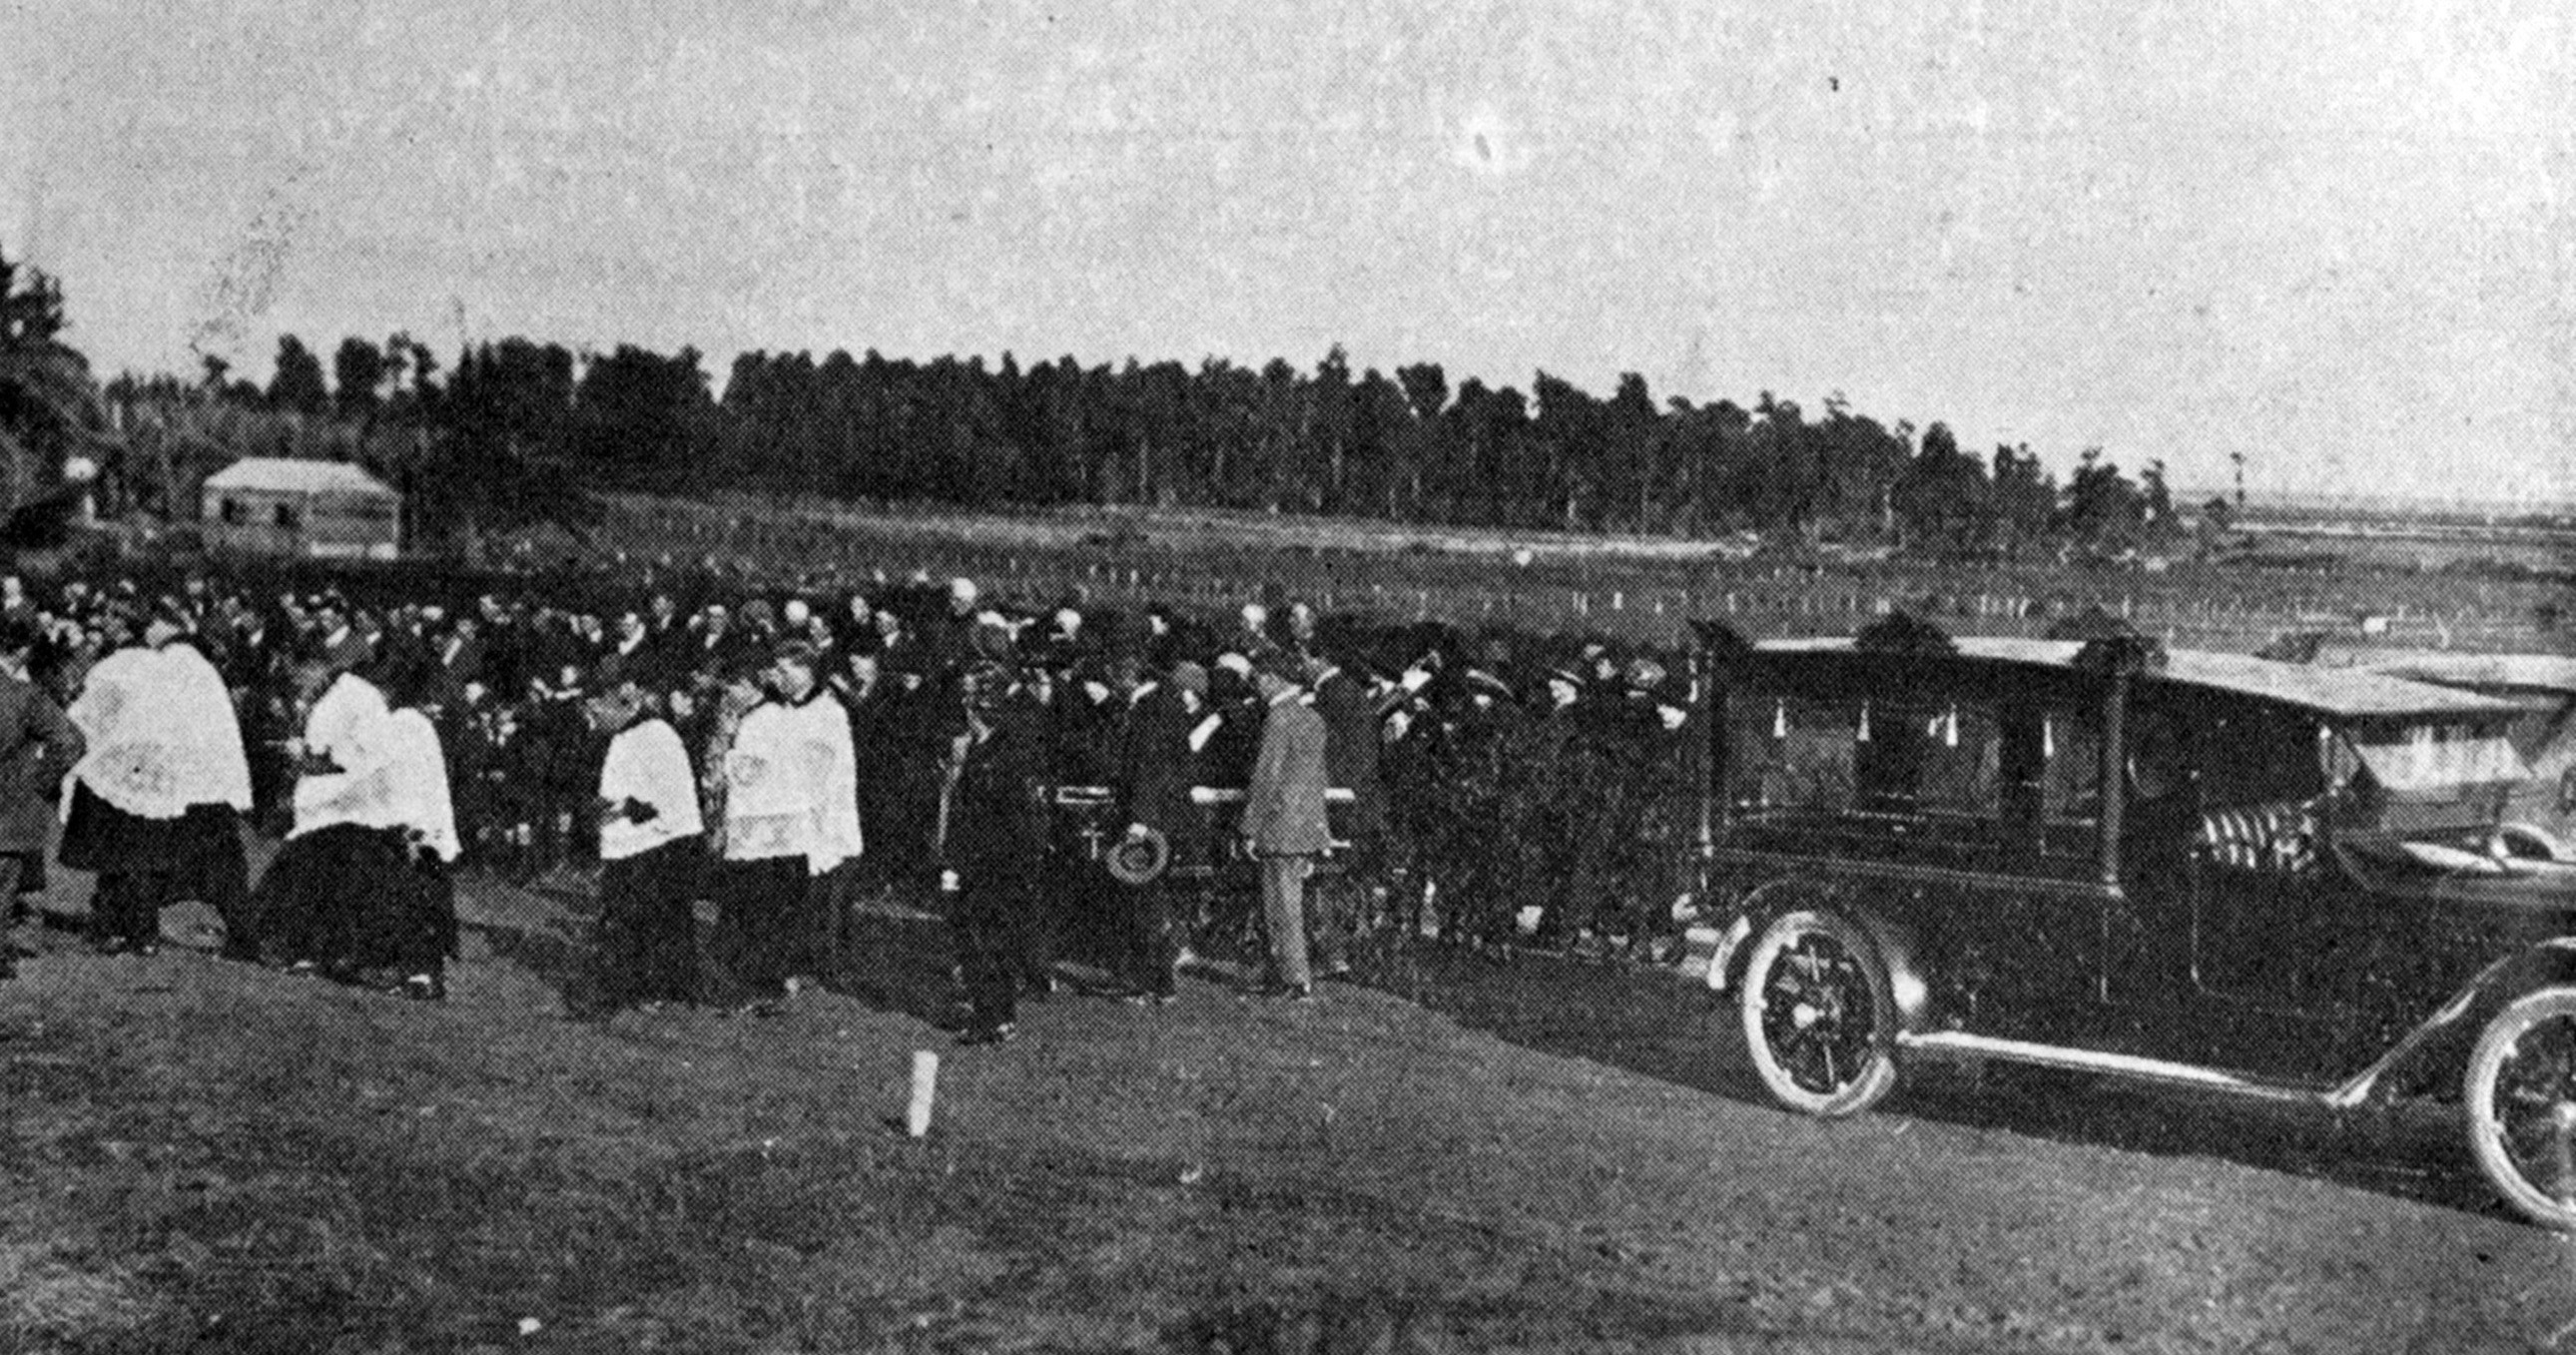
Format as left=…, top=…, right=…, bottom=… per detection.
left=2359, top=653, right=2576, bottom=699
left=1750, top=635, right=2523, bottom=721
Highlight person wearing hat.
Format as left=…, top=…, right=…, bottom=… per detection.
left=1588, top=652, right=1684, bottom=946
left=1420, top=645, right=1527, bottom=947
left=1516, top=658, right=1601, bottom=947
left=1111, top=658, right=1207, bottom=1004
left=1240, top=654, right=1330, bottom=1000
left=585, top=675, right=705, bottom=1014
left=0, top=621, right=78, bottom=974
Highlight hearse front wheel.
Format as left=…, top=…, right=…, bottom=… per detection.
left=1740, top=909, right=1898, bottom=1117
left=2464, top=987, right=2576, bottom=1231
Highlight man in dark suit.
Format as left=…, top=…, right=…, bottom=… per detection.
left=832, top=649, right=898, bottom=900
left=1113, top=658, right=1207, bottom=1003
left=221, top=604, right=283, bottom=693
left=690, top=603, right=746, bottom=676
left=425, top=614, right=487, bottom=710
left=1305, top=646, right=1390, bottom=977
left=942, top=661, right=1048, bottom=1044
left=0, top=621, right=79, bottom=972
left=877, top=639, right=951, bottom=900
left=1240, top=656, right=1331, bottom=999
left=309, top=597, right=374, bottom=675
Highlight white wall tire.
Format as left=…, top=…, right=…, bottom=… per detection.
left=2464, top=987, right=2576, bottom=1231
left=1739, top=908, right=1899, bottom=1117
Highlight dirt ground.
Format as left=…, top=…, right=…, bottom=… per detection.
left=4, top=864, right=2572, bottom=1354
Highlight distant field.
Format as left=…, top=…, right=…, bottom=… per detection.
left=575, top=492, right=2571, bottom=656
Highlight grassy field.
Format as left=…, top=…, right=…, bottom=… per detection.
left=4, top=858, right=2559, bottom=1354
left=578, top=493, right=2572, bottom=655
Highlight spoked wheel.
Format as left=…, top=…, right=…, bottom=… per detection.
left=2464, top=987, right=2576, bottom=1231
left=1739, top=909, right=1898, bottom=1117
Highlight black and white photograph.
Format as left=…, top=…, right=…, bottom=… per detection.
left=2, top=2, right=2571, bottom=1350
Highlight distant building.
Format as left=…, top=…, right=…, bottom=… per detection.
left=200, top=457, right=401, bottom=560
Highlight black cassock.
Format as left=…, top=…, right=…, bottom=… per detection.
left=944, top=710, right=1048, bottom=1030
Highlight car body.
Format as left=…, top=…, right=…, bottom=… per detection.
left=2350, top=653, right=2576, bottom=863
left=1688, top=616, right=2576, bottom=1226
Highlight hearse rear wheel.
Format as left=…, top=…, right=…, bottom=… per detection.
left=1740, top=909, right=1898, bottom=1117
left=2464, top=987, right=2576, bottom=1231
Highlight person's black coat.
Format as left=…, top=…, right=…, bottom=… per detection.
left=837, top=680, right=899, bottom=851
left=948, top=710, right=1048, bottom=889
left=1310, top=667, right=1389, bottom=844
left=1117, top=684, right=1203, bottom=860
left=1049, top=678, right=1119, bottom=788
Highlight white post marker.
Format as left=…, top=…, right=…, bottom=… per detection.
left=907, top=1049, right=940, bottom=1138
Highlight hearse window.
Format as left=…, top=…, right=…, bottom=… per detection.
left=2038, top=706, right=2102, bottom=826
left=1855, top=698, right=2001, bottom=820
left=1997, top=701, right=2103, bottom=870
left=1729, top=694, right=1856, bottom=816
left=1726, top=686, right=2052, bottom=869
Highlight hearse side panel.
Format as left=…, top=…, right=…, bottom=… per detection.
left=1711, top=853, right=2112, bottom=1043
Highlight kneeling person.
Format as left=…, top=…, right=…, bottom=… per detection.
left=256, top=660, right=407, bottom=979
left=374, top=674, right=462, bottom=1000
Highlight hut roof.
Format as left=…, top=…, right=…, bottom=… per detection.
left=203, top=457, right=397, bottom=498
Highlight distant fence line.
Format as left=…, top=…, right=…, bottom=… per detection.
left=605, top=501, right=2556, bottom=656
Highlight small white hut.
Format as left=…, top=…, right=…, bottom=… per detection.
left=201, top=457, right=401, bottom=560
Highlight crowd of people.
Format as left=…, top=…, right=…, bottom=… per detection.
left=0, top=562, right=1701, bottom=1043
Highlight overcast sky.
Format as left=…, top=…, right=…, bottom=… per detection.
left=6, top=0, right=2568, bottom=502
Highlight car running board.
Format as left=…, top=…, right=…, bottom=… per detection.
left=1894, top=1030, right=2338, bottom=1107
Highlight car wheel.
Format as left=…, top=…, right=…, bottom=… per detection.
left=1739, top=908, right=1898, bottom=1117
left=2463, top=987, right=2576, bottom=1230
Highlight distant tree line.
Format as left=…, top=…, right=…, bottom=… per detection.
left=103, top=327, right=2198, bottom=562
left=0, top=248, right=114, bottom=534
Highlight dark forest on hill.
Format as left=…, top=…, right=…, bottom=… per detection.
left=115, top=333, right=2185, bottom=559
left=10, top=243, right=2190, bottom=558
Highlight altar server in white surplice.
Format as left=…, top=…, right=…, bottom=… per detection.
left=587, top=675, right=705, bottom=1013
left=710, top=641, right=860, bottom=1010
left=60, top=618, right=254, bottom=957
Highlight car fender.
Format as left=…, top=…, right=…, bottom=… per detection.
left=2335, top=936, right=2576, bottom=1107
left=2491, top=821, right=2569, bottom=863
left=1708, top=879, right=1933, bottom=1035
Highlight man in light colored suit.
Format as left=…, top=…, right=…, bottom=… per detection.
left=1240, top=655, right=1330, bottom=1000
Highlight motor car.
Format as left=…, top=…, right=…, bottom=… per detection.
left=2355, top=653, right=2576, bottom=864
left=1690, top=614, right=2576, bottom=1227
